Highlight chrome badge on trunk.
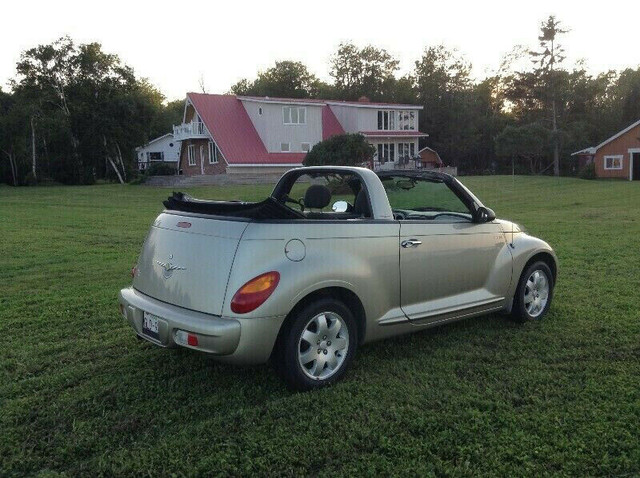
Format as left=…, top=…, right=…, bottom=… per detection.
left=156, top=254, right=186, bottom=279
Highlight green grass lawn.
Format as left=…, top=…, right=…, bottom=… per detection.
left=1, top=176, right=639, bottom=477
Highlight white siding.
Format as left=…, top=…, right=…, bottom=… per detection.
left=327, top=104, right=359, bottom=133
left=135, top=134, right=181, bottom=169
left=328, top=105, right=421, bottom=133
left=242, top=100, right=323, bottom=153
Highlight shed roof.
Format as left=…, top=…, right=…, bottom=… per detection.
left=571, top=119, right=640, bottom=156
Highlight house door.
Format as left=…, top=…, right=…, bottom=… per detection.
left=200, top=145, right=205, bottom=175
left=632, top=153, right=640, bottom=180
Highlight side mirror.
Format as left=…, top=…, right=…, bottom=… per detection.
left=332, top=200, right=349, bottom=213
left=475, top=206, right=496, bottom=223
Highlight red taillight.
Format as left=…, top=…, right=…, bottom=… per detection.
left=187, top=334, right=199, bottom=346
left=230, top=271, right=280, bottom=314
left=131, top=266, right=138, bottom=278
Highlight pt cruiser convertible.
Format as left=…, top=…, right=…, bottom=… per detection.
left=119, top=167, right=557, bottom=390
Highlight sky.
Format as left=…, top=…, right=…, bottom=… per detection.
left=2, top=0, right=639, bottom=101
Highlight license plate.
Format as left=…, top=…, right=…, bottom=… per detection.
left=142, top=311, right=160, bottom=340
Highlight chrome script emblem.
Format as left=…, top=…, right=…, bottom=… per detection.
left=156, top=255, right=186, bottom=279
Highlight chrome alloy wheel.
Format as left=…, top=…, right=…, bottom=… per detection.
left=298, top=311, right=349, bottom=380
left=524, top=269, right=550, bottom=318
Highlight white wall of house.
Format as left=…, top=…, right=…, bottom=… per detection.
left=242, top=100, right=323, bottom=153
left=328, top=104, right=421, bottom=133
left=328, top=104, right=360, bottom=133
left=135, top=134, right=180, bottom=170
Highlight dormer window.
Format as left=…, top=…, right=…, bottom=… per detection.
left=283, top=106, right=306, bottom=125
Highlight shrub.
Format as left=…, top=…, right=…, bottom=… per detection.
left=579, top=162, right=596, bottom=180
left=303, top=134, right=375, bottom=167
left=147, top=162, right=176, bottom=176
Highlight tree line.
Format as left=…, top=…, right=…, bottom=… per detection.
left=0, top=37, right=183, bottom=185
left=2, top=16, right=640, bottom=185
left=232, top=16, right=640, bottom=177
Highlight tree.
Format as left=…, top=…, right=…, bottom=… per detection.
left=230, top=61, right=328, bottom=99
left=530, top=15, right=569, bottom=176
left=303, top=134, right=375, bottom=167
left=495, top=123, right=552, bottom=174
left=413, top=46, right=477, bottom=170
left=8, top=37, right=167, bottom=184
left=330, top=43, right=399, bottom=100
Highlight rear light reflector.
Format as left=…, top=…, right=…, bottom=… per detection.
left=230, top=271, right=280, bottom=314
left=175, top=330, right=199, bottom=347
left=131, top=266, right=138, bottom=278
left=177, top=221, right=192, bottom=228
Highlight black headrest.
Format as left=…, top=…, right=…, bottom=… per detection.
left=354, top=189, right=371, bottom=217
left=304, top=184, right=332, bottom=209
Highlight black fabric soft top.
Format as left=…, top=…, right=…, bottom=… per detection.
left=163, top=192, right=304, bottom=220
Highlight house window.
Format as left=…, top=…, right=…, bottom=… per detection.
left=604, top=155, right=623, bottom=170
left=376, top=142, right=395, bottom=163
left=378, top=110, right=417, bottom=130
left=208, top=141, right=218, bottom=164
left=398, top=111, right=416, bottom=130
left=377, top=111, right=396, bottom=130
left=281, top=143, right=291, bottom=152
left=187, top=144, right=196, bottom=166
left=148, top=152, right=164, bottom=161
left=283, top=106, right=306, bottom=125
left=398, top=143, right=416, bottom=160
left=301, top=143, right=311, bottom=152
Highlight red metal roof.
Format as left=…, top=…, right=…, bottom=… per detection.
left=361, top=131, right=429, bottom=137
left=188, top=93, right=305, bottom=165
left=322, top=106, right=345, bottom=140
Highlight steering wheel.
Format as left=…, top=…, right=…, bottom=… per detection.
left=393, top=211, right=406, bottom=220
left=431, top=212, right=471, bottom=220
left=405, top=212, right=470, bottom=221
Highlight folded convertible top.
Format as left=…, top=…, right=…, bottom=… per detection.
left=163, top=192, right=303, bottom=220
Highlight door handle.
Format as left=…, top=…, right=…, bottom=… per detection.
left=401, top=239, right=422, bottom=248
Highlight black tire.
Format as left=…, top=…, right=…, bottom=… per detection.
left=511, top=261, right=554, bottom=323
left=275, top=298, right=358, bottom=391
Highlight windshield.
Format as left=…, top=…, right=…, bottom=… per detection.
left=381, top=176, right=473, bottom=222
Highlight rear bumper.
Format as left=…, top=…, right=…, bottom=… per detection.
left=118, top=287, right=285, bottom=364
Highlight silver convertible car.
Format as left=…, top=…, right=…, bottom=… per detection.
left=119, top=167, right=557, bottom=390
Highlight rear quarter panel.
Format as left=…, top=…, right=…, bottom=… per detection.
left=222, top=221, right=401, bottom=342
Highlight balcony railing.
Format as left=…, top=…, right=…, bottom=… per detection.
left=173, top=121, right=209, bottom=141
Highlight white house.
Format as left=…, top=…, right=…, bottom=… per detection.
left=172, top=94, right=432, bottom=176
left=135, top=133, right=181, bottom=171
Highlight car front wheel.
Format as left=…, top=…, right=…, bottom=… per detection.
left=276, top=298, right=357, bottom=391
left=512, top=261, right=554, bottom=322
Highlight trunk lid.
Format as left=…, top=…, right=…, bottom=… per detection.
left=133, top=212, right=249, bottom=316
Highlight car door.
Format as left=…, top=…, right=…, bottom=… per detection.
left=400, top=220, right=512, bottom=322
left=381, top=175, right=512, bottom=323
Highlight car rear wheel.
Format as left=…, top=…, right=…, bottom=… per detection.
left=276, top=298, right=357, bottom=391
left=511, top=261, right=554, bottom=322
